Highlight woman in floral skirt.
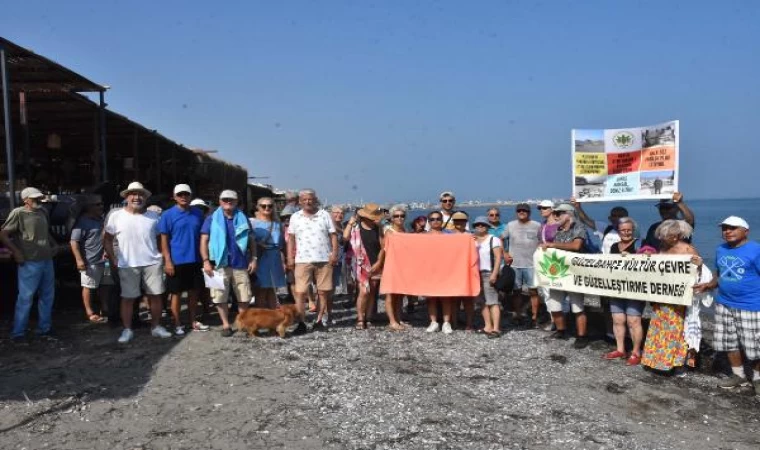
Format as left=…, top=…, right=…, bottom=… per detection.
left=641, top=219, right=703, bottom=376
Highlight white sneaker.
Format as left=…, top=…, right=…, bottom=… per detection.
left=117, top=328, right=134, bottom=344
left=442, top=322, right=453, bottom=334
left=426, top=322, right=440, bottom=333
left=174, top=326, right=185, bottom=336
left=151, top=325, right=172, bottom=339
left=192, top=321, right=210, bottom=332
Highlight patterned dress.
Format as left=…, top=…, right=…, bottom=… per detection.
left=641, top=303, right=687, bottom=371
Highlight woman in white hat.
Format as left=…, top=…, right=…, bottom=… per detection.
left=343, top=203, right=385, bottom=330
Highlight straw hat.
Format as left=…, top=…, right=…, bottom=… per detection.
left=120, top=181, right=152, bottom=198
left=357, top=203, right=384, bottom=221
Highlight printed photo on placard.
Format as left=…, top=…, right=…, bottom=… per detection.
left=572, top=120, right=679, bottom=202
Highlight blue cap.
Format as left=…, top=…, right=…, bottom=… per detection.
left=472, top=216, right=493, bottom=228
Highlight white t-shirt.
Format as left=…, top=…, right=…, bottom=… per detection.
left=602, top=229, right=621, bottom=254
left=476, top=235, right=502, bottom=272
left=288, top=209, right=336, bottom=263
left=105, top=209, right=162, bottom=268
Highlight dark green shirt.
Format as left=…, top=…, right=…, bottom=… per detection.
left=1, top=207, right=53, bottom=261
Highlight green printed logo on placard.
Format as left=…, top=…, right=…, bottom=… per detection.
left=613, top=131, right=635, bottom=149
left=538, top=252, right=569, bottom=280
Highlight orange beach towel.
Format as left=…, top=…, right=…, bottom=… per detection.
left=380, top=233, right=481, bottom=297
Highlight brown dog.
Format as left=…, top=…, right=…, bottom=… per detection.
left=234, top=304, right=298, bottom=338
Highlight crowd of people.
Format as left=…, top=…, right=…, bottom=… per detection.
left=1, top=184, right=759, bottom=397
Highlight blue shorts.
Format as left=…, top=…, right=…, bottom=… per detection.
left=513, top=267, right=536, bottom=291
left=609, top=298, right=645, bottom=316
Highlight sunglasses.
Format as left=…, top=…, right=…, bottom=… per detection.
left=393, top=214, right=406, bottom=219
left=429, top=217, right=443, bottom=222
left=259, top=204, right=273, bottom=209
left=176, top=192, right=191, bottom=197
left=488, top=213, right=500, bottom=217
left=517, top=209, right=529, bottom=213
left=538, top=206, right=552, bottom=210
left=721, top=225, right=739, bottom=231
left=221, top=198, right=236, bottom=203
left=552, top=211, right=568, bottom=216
left=440, top=199, right=455, bottom=204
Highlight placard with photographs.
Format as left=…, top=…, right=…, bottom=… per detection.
left=572, top=120, right=678, bottom=202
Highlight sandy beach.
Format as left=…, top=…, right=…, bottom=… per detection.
left=1, top=296, right=759, bottom=450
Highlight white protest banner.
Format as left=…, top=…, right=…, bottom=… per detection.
left=533, top=249, right=696, bottom=306
left=572, top=120, right=679, bottom=202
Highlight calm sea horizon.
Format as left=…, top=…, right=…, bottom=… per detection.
left=406, top=198, right=760, bottom=269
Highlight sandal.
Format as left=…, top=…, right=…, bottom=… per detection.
left=355, top=321, right=366, bottom=330
left=487, top=331, right=502, bottom=339
left=308, top=304, right=318, bottom=313
left=88, top=314, right=105, bottom=324
left=603, top=350, right=627, bottom=360
left=387, top=324, right=405, bottom=332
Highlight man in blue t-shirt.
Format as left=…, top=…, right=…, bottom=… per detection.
left=695, top=216, right=760, bottom=395
left=159, top=184, right=208, bottom=335
left=200, top=190, right=257, bottom=337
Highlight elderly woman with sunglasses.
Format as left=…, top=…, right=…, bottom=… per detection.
left=250, top=197, right=287, bottom=309
left=382, top=204, right=409, bottom=330
left=425, top=210, right=456, bottom=333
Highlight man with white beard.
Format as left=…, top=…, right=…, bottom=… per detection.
left=104, top=182, right=171, bottom=343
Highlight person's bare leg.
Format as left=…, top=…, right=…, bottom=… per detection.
left=148, top=294, right=164, bottom=328
left=317, top=290, right=331, bottom=323
left=97, top=286, right=109, bottom=316
left=293, top=291, right=307, bottom=322
left=307, top=286, right=317, bottom=312
left=628, top=316, right=643, bottom=355
left=511, top=291, right=523, bottom=321
left=394, top=298, right=404, bottom=325
left=530, top=291, right=540, bottom=321
left=170, top=293, right=182, bottom=326
left=491, top=305, right=501, bottom=333
left=551, top=312, right=565, bottom=331
left=216, top=304, right=230, bottom=329
left=463, top=298, right=475, bottom=330
left=576, top=312, right=588, bottom=336
left=386, top=294, right=401, bottom=328
left=427, top=298, right=439, bottom=324
left=82, top=287, right=95, bottom=317
left=442, top=299, right=453, bottom=325
left=187, top=289, right=199, bottom=324
left=611, top=313, right=626, bottom=353
left=481, top=305, right=493, bottom=333
left=356, top=285, right=369, bottom=324
left=727, top=350, right=744, bottom=371
left=121, top=298, right=136, bottom=329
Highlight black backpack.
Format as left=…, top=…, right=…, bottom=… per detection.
left=487, top=236, right=515, bottom=293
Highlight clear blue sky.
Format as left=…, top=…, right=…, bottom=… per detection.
left=3, top=1, right=759, bottom=204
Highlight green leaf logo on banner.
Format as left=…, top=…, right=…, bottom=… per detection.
left=612, top=131, right=635, bottom=149
left=538, top=251, right=570, bottom=280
